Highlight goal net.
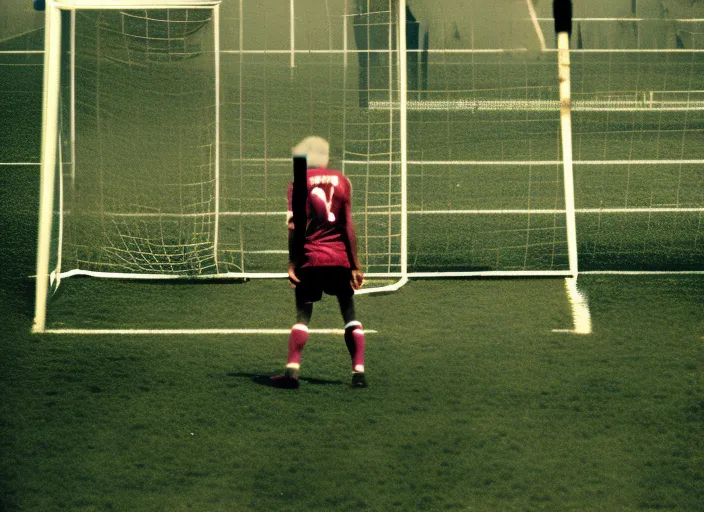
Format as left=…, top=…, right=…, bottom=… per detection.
left=394, top=0, right=575, bottom=275
left=216, top=0, right=404, bottom=283
left=42, top=0, right=403, bottom=282
left=377, top=0, right=703, bottom=274
left=62, top=8, right=219, bottom=277
left=34, top=0, right=404, bottom=330
left=569, top=10, right=704, bottom=271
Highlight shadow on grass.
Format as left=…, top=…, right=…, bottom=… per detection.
left=228, top=371, right=343, bottom=388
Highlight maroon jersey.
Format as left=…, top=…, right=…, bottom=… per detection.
left=288, top=168, right=360, bottom=269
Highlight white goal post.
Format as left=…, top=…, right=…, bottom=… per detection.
left=557, top=30, right=578, bottom=278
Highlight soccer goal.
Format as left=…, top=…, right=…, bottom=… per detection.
left=33, top=0, right=408, bottom=331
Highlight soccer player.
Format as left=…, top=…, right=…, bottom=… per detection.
left=271, top=136, right=367, bottom=389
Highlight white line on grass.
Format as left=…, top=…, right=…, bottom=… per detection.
left=345, top=159, right=704, bottom=166
left=416, top=208, right=704, bottom=214
left=41, top=328, right=377, bottom=335
left=566, top=277, right=592, bottom=334
left=0, top=50, right=44, bottom=54
left=46, top=270, right=704, bottom=283
left=580, top=270, right=704, bottom=275
left=552, top=278, right=593, bottom=334
left=12, top=159, right=704, bottom=168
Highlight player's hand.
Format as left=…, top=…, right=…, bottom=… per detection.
left=288, top=262, right=300, bottom=289
left=351, top=269, right=365, bottom=290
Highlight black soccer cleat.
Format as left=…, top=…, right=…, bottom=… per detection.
left=270, top=368, right=300, bottom=389
left=351, top=371, right=367, bottom=388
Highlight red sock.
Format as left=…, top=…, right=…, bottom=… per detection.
left=286, top=324, right=309, bottom=369
left=344, top=321, right=365, bottom=372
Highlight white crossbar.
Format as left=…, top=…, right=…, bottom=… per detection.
left=51, top=0, right=219, bottom=8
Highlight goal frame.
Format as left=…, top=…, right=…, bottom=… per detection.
left=33, top=0, right=222, bottom=333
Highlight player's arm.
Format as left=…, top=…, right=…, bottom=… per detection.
left=342, top=187, right=364, bottom=290
left=286, top=183, right=301, bottom=287
left=287, top=232, right=301, bottom=287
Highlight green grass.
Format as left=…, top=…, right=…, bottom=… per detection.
left=1, top=275, right=703, bottom=511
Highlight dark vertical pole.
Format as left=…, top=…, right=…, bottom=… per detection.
left=292, top=156, right=308, bottom=263
left=632, top=0, right=639, bottom=46
left=354, top=0, right=370, bottom=108
left=577, top=23, right=584, bottom=49
left=406, top=6, right=419, bottom=100
left=553, top=0, right=573, bottom=36
left=421, top=29, right=429, bottom=100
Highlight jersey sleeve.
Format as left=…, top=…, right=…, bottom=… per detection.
left=286, top=182, right=294, bottom=229
left=342, top=177, right=361, bottom=270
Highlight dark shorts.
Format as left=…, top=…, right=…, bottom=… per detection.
left=295, top=266, right=354, bottom=304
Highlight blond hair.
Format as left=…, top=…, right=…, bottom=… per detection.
left=292, top=136, right=330, bottom=169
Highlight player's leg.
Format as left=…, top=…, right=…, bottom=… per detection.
left=271, top=301, right=311, bottom=389
left=339, top=295, right=365, bottom=372
left=295, top=301, right=313, bottom=325
left=286, top=300, right=313, bottom=372
left=271, top=270, right=319, bottom=389
left=287, top=268, right=319, bottom=371
left=338, top=293, right=367, bottom=388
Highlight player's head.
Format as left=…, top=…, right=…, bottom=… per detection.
left=292, top=136, right=329, bottom=169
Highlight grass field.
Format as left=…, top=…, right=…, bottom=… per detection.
left=2, top=5, right=704, bottom=511
left=1, top=269, right=703, bottom=510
